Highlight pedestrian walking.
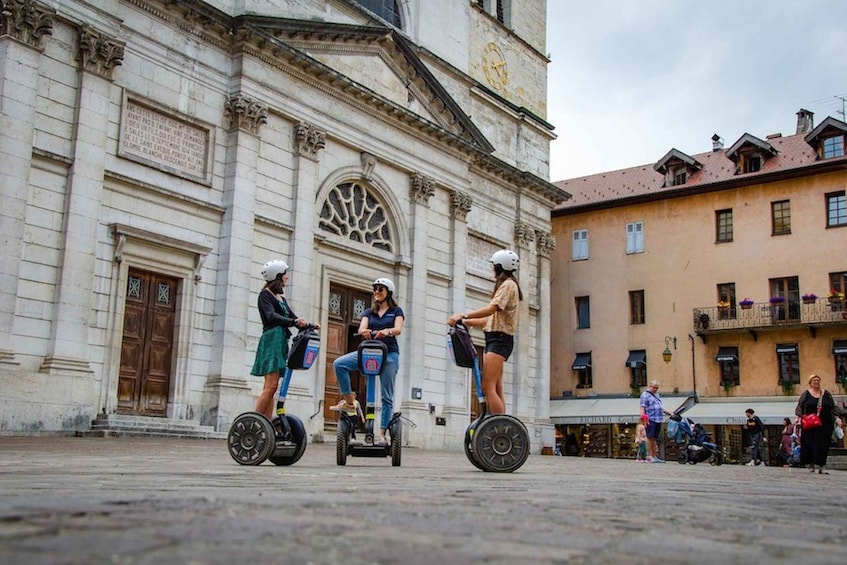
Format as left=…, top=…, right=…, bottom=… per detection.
left=639, top=380, right=671, bottom=463
left=796, top=373, right=838, bottom=474
left=635, top=414, right=648, bottom=462
left=744, top=408, right=767, bottom=466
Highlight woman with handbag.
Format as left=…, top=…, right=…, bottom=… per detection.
left=795, top=374, right=838, bottom=474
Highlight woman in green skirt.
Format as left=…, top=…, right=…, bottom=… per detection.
left=251, top=259, right=318, bottom=420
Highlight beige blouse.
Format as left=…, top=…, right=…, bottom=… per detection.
left=484, top=279, right=519, bottom=335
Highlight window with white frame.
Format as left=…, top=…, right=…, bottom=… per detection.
left=626, top=221, right=644, bottom=254
left=572, top=229, right=588, bottom=260
left=827, top=191, right=846, bottom=227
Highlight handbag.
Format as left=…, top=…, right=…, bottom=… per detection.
left=800, top=391, right=823, bottom=430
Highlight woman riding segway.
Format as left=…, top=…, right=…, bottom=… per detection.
left=447, top=250, right=529, bottom=472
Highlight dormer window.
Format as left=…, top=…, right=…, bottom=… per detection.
left=823, top=135, right=845, bottom=158
left=804, top=116, right=847, bottom=160
left=741, top=153, right=761, bottom=173
left=725, top=133, right=777, bottom=175
left=654, top=148, right=702, bottom=187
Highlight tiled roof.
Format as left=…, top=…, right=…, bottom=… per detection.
left=552, top=130, right=847, bottom=213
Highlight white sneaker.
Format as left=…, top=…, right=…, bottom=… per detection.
left=745, top=460, right=755, bottom=466
left=757, top=461, right=766, bottom=466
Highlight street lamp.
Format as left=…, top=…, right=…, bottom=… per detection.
left=662, top=336, right=677, bottom=363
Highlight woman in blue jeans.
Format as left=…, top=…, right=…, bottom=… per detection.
left=333, top=277, right=404, bottom=445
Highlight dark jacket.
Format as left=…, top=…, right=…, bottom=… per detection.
left=794, top=389, right=838, bottom=425
left=257, top=289, right=299, bottom=334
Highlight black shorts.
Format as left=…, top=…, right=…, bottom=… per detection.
left=484, top=331, right=514, bottom=360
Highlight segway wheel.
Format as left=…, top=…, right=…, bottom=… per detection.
left=710, top=451, right=724, bottom=466
left=336, top=417, right=350, bottom=466
left=268, top=415, right=308, bottom=466
left=228, top=412, right=274, bottom=465
left=390, top=417, right=402, bottom=467
left=677, top=450, right=689, bottom=464
left=464, top=420, right=485, bottom=470
left=471, top=415, right=530, bottom=473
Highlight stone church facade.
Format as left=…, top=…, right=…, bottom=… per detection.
left=0, top=0, right=567, bottom=451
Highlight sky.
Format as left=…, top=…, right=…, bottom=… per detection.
left=545, top=0, right=847, bottom=182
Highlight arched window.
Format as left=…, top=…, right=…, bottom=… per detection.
left=319, top=181, right=394, bottom=252
left=352, top=1, right=402, bottom=28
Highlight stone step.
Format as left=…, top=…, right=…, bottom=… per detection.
left=86, top=414, right=227, bottom=440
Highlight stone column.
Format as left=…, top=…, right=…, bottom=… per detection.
left=40, top=25, right=124, bottom=375
left=400, top=172, right=435, bottom=413
left=511, top=220, right=535, bottom=416
left=202, top=94, right=267, bottom=429
left=288, top=121, right=325, bottom=327
left=535, top=230, right=556, bottom=447
left=0, top=0, right=55, bottom=367
left=444, top=190, right=473, bottom=413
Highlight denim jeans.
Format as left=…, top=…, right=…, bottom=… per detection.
left=333, top=350, right=399, bottom=430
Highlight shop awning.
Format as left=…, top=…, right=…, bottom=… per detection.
left=775, top=344, right=797, bottom=354
left=833, top=340, right=847, bottom=355
left=625, top=350, right=646, bottom=368
left=715, top=347, right=738, bottom=363
left=682, top=400, right=797, bottom=426
left=571, top=353, right=591, bottom=370
left=550, top=397, right=692, bottom=425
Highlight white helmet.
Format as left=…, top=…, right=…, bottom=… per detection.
left=491, top=249, right=519, bottom=272
left=261, top=259, right=289, bottom=282
left=372, top=277, right=395, bottom=295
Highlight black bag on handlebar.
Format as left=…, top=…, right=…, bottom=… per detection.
left=287, top=327, right=320, bottom=370
left=448, top=323, right=477, bottom=368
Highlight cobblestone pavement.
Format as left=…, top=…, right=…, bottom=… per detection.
left=0, top=436, right=844, bottom=564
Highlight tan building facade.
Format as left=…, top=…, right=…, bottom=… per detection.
left=0, top=0, right=567, bottom=450
left=549, top=111, right=847, bottom=460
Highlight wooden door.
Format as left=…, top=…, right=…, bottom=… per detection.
left=117, top=269, right=177, bottom=416
left=323, top=284, right=371, bottom=427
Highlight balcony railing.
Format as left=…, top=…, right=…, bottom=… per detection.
left=693, top=299, right=847, bottom=334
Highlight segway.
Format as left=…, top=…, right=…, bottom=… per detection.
left=336, top=339, right=402, bottom=466
left=228, top=325, right=320, bottom=466
left=448, top=322, right=530, bottom=472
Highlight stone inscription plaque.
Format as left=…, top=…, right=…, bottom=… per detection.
left=120, top=99, right=211, bottom=183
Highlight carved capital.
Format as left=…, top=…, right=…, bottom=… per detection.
left=536, top=231, right=556, bottom=258
left=295, top=121, right=326, bottom=160
left=224, top=94, right=268, bottom=134
left=361, top=151, right=376, bottom=180
left=409, top=172, right=435, bottom=205
left=514, top=221, right=535, bottom=248
left=78, top=26, right=124, bottom=80
left=1, top=0, right=54, bottom=50
left=450, top=190, right=472, bottom=221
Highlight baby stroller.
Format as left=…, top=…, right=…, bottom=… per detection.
left=669, top=414, right=724, bottom=465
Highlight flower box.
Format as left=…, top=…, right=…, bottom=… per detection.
left=769, top=296, right=785, bottom=304
left=802, top=293, right=817, bottom=304
left=739, top=299, right=754, bottom=310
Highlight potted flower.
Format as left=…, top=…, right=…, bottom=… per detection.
left=780, top=380, right=796, bottom=396
left=769, top=296, right=785, bottom=304
left=829, top=290, right=845, bottom=303
left=721, top=380, right=734, bottom=395
left=801, top=292, right=817, bottom=304
left=739, top=298, right=754, bottom=309
left=717, top=300, right=730, bottom=310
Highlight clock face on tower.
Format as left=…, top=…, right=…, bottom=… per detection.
left=482, top=42, right=508, bottom=91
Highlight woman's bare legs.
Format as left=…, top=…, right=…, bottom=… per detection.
left=255, top=372, right=279, bottom=420
left=482, top=351, right=506, bottom=414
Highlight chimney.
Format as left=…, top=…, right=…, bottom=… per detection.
left=711, top=133, right=724, bottom=151
left=796, top=108, right=814, bottom=135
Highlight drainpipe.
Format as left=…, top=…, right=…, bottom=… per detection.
left=688, top=334, right=698, bottom=401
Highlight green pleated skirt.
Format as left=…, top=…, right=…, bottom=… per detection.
left=250, top=326, right=289, bottom=376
